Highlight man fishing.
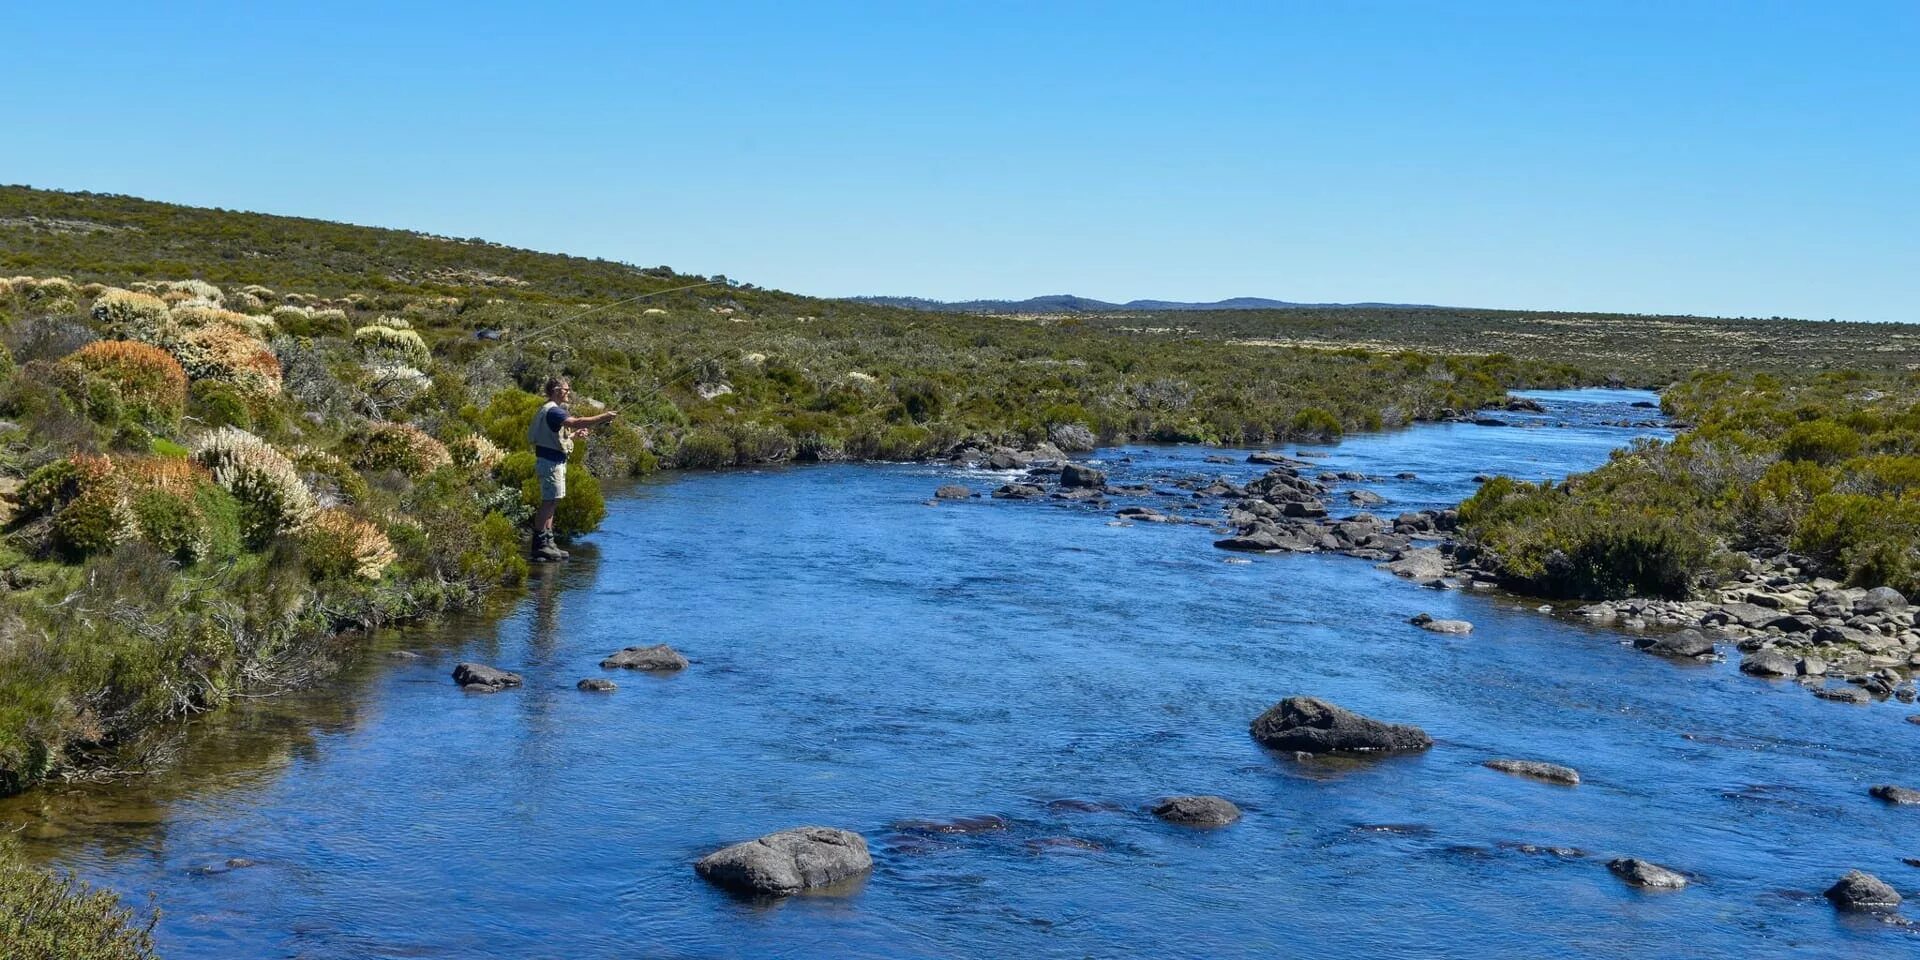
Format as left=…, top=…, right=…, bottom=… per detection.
left=527, top=376, right=618, bottom=562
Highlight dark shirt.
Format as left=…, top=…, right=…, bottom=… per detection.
left=535, top=405, right=570, bottom=463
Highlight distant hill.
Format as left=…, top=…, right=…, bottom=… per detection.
left=846, top=294, right=1437, bottom=313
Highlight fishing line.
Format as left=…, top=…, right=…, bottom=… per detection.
left=508, top=278, right=729, bottom=345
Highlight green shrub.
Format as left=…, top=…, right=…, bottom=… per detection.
left=673, top=429, right=735, bottom=468
left=344, top=422, right=452, bottom=477
left=460, top=511, right=530, bottom=586
left=51, top=488, right=135, bottom=560
left=1289, top=407, right=1343, bottom=439
left=1793, top=493, right=1920, bottom=592
left=519, top=462, right=605, bottom=536
left=130, top=488, right=210, bottom=564
left=1780, top=419, right=1863, bottom=465
left=188, top=379, right=253, bottom=430
left=0, top=858, right=159, bottom=960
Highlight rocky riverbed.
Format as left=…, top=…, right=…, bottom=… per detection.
left=936, top=433, right=1918, bottom=711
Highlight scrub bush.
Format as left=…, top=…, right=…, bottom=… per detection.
left=191, top=426, right=315, bottom=545
left=63, top=341, right=187, bottom=423
left=129, top=488, right=210, bottom=564
left=88, top=289, right=170, bottom=333
left=450, top=432, right=506, bottom=470
left=180, top=324, right=281, bottom=395
left=345, top=421, right=452, bottom=476
left=673, top=429, right=735, bottom=468
left=513, top=460, right=604, bottom=536
left=300, top=508, right=397, bottom=580
left=0, top=858, right=159, bottom=960
left=354, top=323, right=431, bottom=368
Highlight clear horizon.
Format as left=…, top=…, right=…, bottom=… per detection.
left=4, top=1, right=1916, bottom=322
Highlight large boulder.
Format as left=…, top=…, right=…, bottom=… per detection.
left=1150, top=795, right=1242, bottom=827
left=1634, top=629, right=1715, bottom=658
left=1739, top=649, right=1795, bottom=677
left=933, top=484, right=974, bottom=500
left=600, top=644, right=689, bottom=671
left=1059, top=463, right=1107, bottom=489
left=1214, top=530, right=1317, bottom=553
left=1048, top=423, right=1098, bottom=453
left=694, top=827, right=872, bottom=896
left=452, top=662, right=521, bottom=692
left=1609, top=858, right=1688, bottom=890
left=1824, top=870, right=1902, bottom=912
left=1249, top=697, right=1432, bottom=754
left=1378, top=548, right=1449, bottom=581
left=1484, top=759, right=1580, bottom=785
left=1855, top=586, right=1909, bottom=615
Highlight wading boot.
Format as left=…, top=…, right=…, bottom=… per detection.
left=530, top=532, right=567, bottom=563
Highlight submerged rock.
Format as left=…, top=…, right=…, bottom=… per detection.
left=1409, top=613, right=1473, bottom=634
left=1150, top=795, right=1242, bottom=827
left=1484, top=759, right=1580, bottom=785
left=991, top=483, right=1046, bottom=500
left=1608, top=858, right=1688, bottom=890
left=1249, top=696, right=1433, bottom=754
left=1825, top=870, right=1902, bottom=911
left=452, top=662, right=521, bottom=692
left=1870, top=785, right=1920, bottom=805
left=577, top=677, right=617, bottom=692
left=694, top=827, right=872, bottom=896
left=600, top=644, right=689, bottom=671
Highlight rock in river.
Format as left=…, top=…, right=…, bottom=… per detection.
left=934, top=484, right=974, bottom=500
left=1633, top=629, right=1715, bottom=658
left=1250, top=697, right=1433, bottom=754
left=1825, top=870, right=1902, bottom=912
left=452, top=662, right=521, bottom=692
left=1151, top=795, right=1242, bottom=827
left=601, top=644, right=689, bottom=671
left=577, top=677, right=617, bottom=692
left=1378, top=548, right=1449, bottom=581
left=1739, top=649, right=1795, bottom=678
left=1608, top=858, right=1688, bottom=890
left=1409, top=613, right=1473, bottom=634
left=1870, top=785, right=1920, bottom=805
left=1059, top=463, right=1107, bottom=489
left=1483, top=759, right=1580, bottom=785
left=694, top=827, right=872, bottom=896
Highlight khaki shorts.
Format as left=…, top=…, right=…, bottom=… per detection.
left=537, top=458, right=567, bottom=500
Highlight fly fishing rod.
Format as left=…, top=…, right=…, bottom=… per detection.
left=507, top=277, right=729, bottom=345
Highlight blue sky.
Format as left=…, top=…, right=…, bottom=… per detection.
left=3, top=2, right=1915, bottom=320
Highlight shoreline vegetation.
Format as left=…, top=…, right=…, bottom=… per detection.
left=3, top=185, right=1920, bottom=951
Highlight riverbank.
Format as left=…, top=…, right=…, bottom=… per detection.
left=8, top=398, right=1914, bottom=958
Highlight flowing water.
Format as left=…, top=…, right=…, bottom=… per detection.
left=6, top=390, right=1918, bottom=959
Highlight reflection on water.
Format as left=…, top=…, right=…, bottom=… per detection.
left=4, top=391, right=1917, bottom=958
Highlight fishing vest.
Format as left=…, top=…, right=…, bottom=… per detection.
left=528, top=400, right=573, bottom=461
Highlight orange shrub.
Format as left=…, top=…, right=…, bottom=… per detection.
left=64, top=341, right=189, bottom=418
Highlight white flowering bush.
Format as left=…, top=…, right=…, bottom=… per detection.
left=90, top=288, right=172, bottom=334
left=353, top=324, right=431, bottom=368
left=192, top=426, right=315, bottom=544
left=450, top=433, right=506, bottom=470
left=364, top=363, right=432, bottom=404
left=164, top=279, right=224, bottom=303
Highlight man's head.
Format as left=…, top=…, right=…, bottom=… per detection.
left=544, top=377, right=572, bottom=402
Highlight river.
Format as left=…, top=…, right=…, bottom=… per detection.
left=5, top=390, right=1916, bottom=958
